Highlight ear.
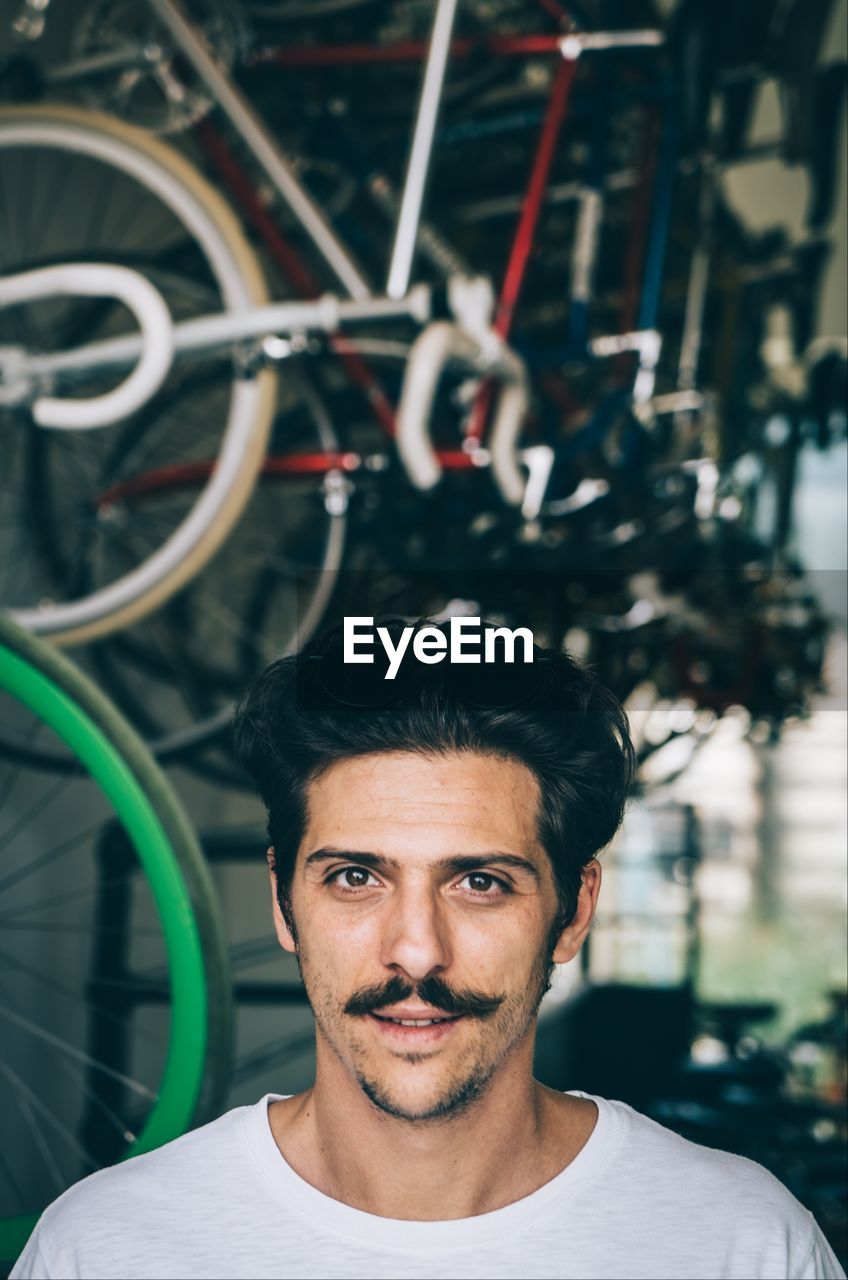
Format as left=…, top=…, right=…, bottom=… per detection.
left=551, top=859, right=602, bottom=965
left=268, top=847, right=297, bottom=955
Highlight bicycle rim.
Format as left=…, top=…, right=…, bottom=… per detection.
left=0, top=611, right=233, bottom=1263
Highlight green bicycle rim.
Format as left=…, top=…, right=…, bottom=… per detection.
left=0, top=621, right=220, bottom=1261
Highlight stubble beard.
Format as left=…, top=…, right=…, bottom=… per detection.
left=299, top=928, right=559, bottom=1125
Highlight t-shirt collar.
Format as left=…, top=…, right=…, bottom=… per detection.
left=241, top=1089, right=623, bottom=1253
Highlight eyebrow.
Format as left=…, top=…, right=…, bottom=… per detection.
left=304, top=848, right=541, bottom=881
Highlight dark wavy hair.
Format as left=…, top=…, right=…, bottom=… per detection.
left=233, top=617, right=636, bottom=942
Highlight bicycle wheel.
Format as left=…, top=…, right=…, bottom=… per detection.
left=0, top=610, right=234, bottom=1264
left=12, top=366, right=347, bottom=774
left=0, top=104, right=277, bottom=645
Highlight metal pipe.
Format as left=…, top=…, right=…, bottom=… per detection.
left=462, top=57, right=576, bottom=448
left=45, top=45, right=152, bottom=85
left=677, top=171, right=715, bottom=393
left=386, top=0, right=460, bottom=300
left=457, top=169, right=639, bottom=223
left=146, top=0, right=372, bottom=300
left=195, top=119, right=397, bottom=434
left=368, top=173, right=472, bottom=279
left=23, top=289, right=432, bottom=383
left=495, top=59, right=577, bottom=337
left=637, top=98, right=680, bottom=333
left=250, top=30, right=663, bottom=69
left=250, top=35, right=565, bottom=69
left=559, top=29, right=664, bottom=59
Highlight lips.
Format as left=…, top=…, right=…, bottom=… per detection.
left=367, top=1012, right=466, bottom=1044
left=372, top=1012, right=459, bottom=1025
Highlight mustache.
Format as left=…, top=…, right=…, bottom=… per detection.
left=344, top=972, right=503, bottom=1020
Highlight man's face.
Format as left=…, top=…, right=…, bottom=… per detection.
left=271, top=750, right=595, bottom=1123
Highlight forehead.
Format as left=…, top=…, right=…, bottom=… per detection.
left=300, top=751, right=542, bottom=860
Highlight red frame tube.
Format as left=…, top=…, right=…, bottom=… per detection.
left=533, top=0, right=573, bottom=26
left=247, top=35, right=566, bottom=70
left=494, top=58, right=576, bottom=338
left=465, top=57, right=576, bottom=446
left=96, top=449, right=481, bottom=507
left=195, top=23, right=598, bottom=461
left=193, top=120, right=397, bottom=436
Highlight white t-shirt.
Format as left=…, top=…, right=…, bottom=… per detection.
left=10, top=1090, right=846, bottom=1280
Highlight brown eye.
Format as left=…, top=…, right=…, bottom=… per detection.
left=462, top=873, right=509, bottom=896
left=326, top=866, right=376, bottom=891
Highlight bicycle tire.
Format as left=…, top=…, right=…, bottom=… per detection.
left=0, top=104, right=277, bottom=646
left=6, top=367, right=347, bottom=774
left=0, top=610, right=234, bottom=1263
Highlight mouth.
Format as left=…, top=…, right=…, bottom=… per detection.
left=367, top=1012, right=467, bottom=1044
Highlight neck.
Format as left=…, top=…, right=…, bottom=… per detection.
left=268, top=1038, right=595, bottom=1220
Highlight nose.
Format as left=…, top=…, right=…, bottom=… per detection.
left=379, top=880, right=452, bottom=981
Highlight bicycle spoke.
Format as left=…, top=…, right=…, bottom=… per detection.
left=133, top=613, right=217, bottom=718
left=80, top=157, right=119, bottom=254
left=0, top=874, right=144, bottom=925
left=0, top=944, right=168, bottom=1055
left=1, top=538, right=41, bottom=612
left=0, top=920, right=163, bottom=937
left=30, top=150, right=74, bottom=263
left=0, top=1058, right=99, bottom=1175
left=0, top=1143, right=28, bottom=1213
left=0, top=772, right=87, bottom=855
left=13, top=1093, right=67, bottom=1198
left=0, top=817, right=102, bottom=893
left=50, top=1049, right=140, bottom=1147
left=0, top=160, right=25, bottom=275
left=0, top=717, right=46, bottom=815
left=231, top=1031, right=315, bottom=1088
left=0, top=1004, right=158, bottom=1101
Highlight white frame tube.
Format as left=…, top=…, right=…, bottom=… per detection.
left=386, top=0, right=460, bottom=300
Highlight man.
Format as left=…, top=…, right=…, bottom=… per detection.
left=12, top=618, right=845, bottom=1279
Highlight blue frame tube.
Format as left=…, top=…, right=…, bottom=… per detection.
left=638, top=81, right=681, bottom=333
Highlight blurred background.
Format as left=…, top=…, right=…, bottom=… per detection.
left=0, top=0, right=846, bottom=1272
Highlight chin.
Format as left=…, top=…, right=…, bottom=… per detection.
left=356, top=1063, right=494, bottom=1123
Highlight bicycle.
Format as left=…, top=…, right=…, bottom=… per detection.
left=0, top=0, right=841, bottom=772
left=0, top=1, right=674, bottom=754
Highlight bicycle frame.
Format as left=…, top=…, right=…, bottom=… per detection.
left=149, top=0, right=661, bottom=302
left=198, top=7, right=668, bottom=435
left=3, top=0, right=672, bottom=510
